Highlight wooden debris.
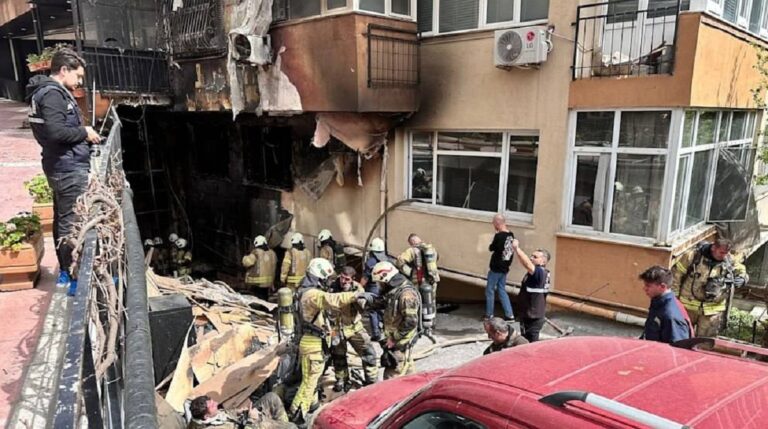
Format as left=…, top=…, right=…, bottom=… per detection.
left=155, top=392, right=186, bottom=429
left=166, top=332, right=195, bottom=413
left=189, top=325, right=263, bottom=383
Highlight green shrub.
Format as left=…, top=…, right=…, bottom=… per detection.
left=722, top=308, right=768, bottom=344
left=0, top=213, right=42, bottom=252
left=24, top=174, right=53, bottom=204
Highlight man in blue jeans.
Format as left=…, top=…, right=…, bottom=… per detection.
left=484, top=214, right=515, bottom=321
left=26, top=48, right=102, bottom=289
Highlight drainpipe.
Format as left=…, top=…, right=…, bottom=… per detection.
left=439, top=268, right=647, bottom=327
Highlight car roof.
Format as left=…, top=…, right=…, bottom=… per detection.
left=440, top=336, right=768, bottom=427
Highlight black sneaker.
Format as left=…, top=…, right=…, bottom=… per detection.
left=503, top=316, right=515, bottom=323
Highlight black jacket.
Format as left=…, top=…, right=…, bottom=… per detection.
left=642, top=291, right=692, bottom=344
left=483, top=326, right=529, bottom=355
left=26, top=75, right=89, bottom=175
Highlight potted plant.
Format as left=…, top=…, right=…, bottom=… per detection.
left=26, top=47, right=54, bottom=72
left=0, top=213, right=44, bottom=292
left=25, top=174, right=54, bottom=235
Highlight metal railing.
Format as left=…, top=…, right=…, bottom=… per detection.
left=367, top=24, right=419, bottom=88
left=52, top=109, right=157, bottom=428
left=82, top=46, right=170, bottom=94
left=165, top=0, right=226, bottom=58
left=572, top=0, right=684, bottom=80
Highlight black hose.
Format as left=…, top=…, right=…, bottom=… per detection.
left=123, top=186, right=158, bottom=428
left=363, top=198, right=418, bottom=259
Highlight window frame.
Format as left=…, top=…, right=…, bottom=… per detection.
left=406, top=129, right=539, bottom=222
left=565, top=109, right=675, bottom=244
left=419, top=0, right=549, bottom=38
left=275, top=0, right=417, bottom=23
left=693, top=0, right=768, bottom=39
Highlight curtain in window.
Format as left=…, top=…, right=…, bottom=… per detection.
left=439, top=0, right=479, bottom=33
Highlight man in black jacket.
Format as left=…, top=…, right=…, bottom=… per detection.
left=26, top=48, right=101, bottom=289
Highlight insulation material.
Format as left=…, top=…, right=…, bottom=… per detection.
left=227, top=0, right=273, bottom=118
left=298, top=156, right=338, bottom=201
left=256, top=46, right=303, bottom=115
left=312, top=112, right=392, bottom=158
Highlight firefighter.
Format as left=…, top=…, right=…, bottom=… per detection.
left=168, top=232, right=180, bottom=271
left=288, top=258, right=370, bottom=424
left=317, top=229, right=346, bottom=272
left=396, top=233, right=439, bottom=334
left=361, top=237, right=391, bottom=341
left=153, top=237, right=169, bottom=275
left=371, top=261, right=421, bottom=380
left=173, top=238, right=193, bottom=278
left=328, top=266, right=379, bottom=392
left=673, top=238, right=748, bottom=337
left=280, top=233, right=312, bottom=291
left=242, top=235, right=277, bottom=301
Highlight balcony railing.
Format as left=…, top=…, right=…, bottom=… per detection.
left=367, top=24, right=419, bottom=88
left=573, top=0, right=685, bottom=80
left=82, top=47, right=170, bottom=94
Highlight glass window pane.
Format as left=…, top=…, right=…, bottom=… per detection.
left=746, top=112, right=756, bottom=139
left=671, top=156, right=690, bottom=232
left=436, top=155, right=500, bottom=211
left=437, top=132, right=502, bottom=152
left=411, top=132, right=433, bottom=200
left=403, top=411, right=486, bottom=429
left=611, top=154, right=666, bottom=237
left=607, top=0, right=639, bottom=24
left=647, top=0, right=680, bottom=18
left=506, top=136, right=538, bottom=214
left=618, top=111, right=671, bottom=148
left=685, top=150, right=712, bottom=228
left=718, top=112, right=731, bottom=142
left=327, top=0, right=347, bottom=9
left=696, top=111, right=717, bottom=145
left=571, top=154, right=611, bottom=230
left=709, top=145, right=753, bottom=221
left=682, top=111, right=695, bottom=148
left=360, top=0, right=385, bottom=13
left=724, top=0, right=739, bottom=22
left=418, top=0, right=433, bottom=32
left=392, top=0, right=410, bottom=15
left=289, top=0, right=321, bottom=18
left=439, top=0, right=479, bottom=33
left=521, top=0, right=549, bottom=21
left=487, top=0, right=514, bottom=24
left=730, top=111, right=747, bottom=140
left=749, top=0, right=763, bottom=33
left=576, top=112, right=614, bottom=147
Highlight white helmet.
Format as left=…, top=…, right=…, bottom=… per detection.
left=368, top=237, right=385, bottom=253
left=175, top=238, right=187, bottom=249
left=307, top=258, right=335, bottom=280
left=290, top=232, right=304, bottom=245
left=253, top=235, right=267, bottom=247
left=144, top=239, right=154, bottom=247
left=318, top=229, right=332, bottom=243
left=154, top=237, right=163, bottom=246
left=169, top=233, right=179, bottom=243
left=371, top=261, right=398, bottom=283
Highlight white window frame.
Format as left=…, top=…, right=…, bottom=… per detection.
left=354, top=0, right=418, bottom=20
left=405, top=129, right=538, bottom=222
left=693, top=0, right=768, bottom=40
left=278, top=0, right=417, bottom=23
left=564, top=109, right=675, bottom=245
left=419, top=0, right=549, bottom=38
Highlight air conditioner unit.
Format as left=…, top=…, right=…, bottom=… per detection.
left=494, top=26, right=549, bottom=68
left=231, top=34, right=272, bottom=65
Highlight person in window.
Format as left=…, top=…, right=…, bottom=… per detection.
left=484, top=214, right=515, bottom=322
left=639, top=265, right=692, bottom=344
left=511, top=240, right=551, bottom=342
left=26, top=48, right=102, bottom=290
left=412, top=168, right=431, bottom=197
left=482, top=317, right=528, bottom=355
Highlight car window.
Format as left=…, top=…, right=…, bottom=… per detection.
left=401, top=410, right=486, bottom=429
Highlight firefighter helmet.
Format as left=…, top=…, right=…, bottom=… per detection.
left=153, top=237, right=163, bottom=246
left=371, top=261, right=398, bottom=283
left=253, top=235, right=267, bottom=248
left=144, top=239, right=154, bottom=247
left=307, top=258, right=335, bottom=280
left=290, top=232, right=304, bottom=245
left=368, top=237, right=385, bottom=253
left=318, top=229, right=332, bottom=243
left=175, top=238, right=187, bottom=249
left=169, top=233, right=179, bottom=243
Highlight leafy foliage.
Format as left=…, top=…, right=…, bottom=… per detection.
left=0, top=213, right=41, bottom=252
left=722, top=307, right=767, bottom=344
left=24, top=174, right=53, bottom=204
left=752, top=43, right=768, bottom=185
left=25, top=43, right=74, bottom=65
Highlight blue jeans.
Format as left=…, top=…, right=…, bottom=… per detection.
left=485, top=270, right=513, bottom=318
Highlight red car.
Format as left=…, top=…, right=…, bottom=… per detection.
left=314, top=336, right=768, bottom=428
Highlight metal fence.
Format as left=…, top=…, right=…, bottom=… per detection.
left=52, top=108, right=157, bottom=428
left=572, top=0, right=684, bottom=80
left=367, top=24, right=419, bottom=88
left=82, top=47, right=170, bottom=94
left=165, top=0, right=227, bottom=58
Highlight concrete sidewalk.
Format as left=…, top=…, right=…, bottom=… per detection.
left=0, top=98, right=67, bottom=429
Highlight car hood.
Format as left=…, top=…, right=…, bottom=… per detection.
left=314, top=369, right=447, bottom=429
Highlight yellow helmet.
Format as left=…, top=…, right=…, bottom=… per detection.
left=372, top=261, right=398, bottom=283
left=307, top=258, right=335, bottom=280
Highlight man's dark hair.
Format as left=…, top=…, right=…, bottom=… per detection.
left=713, top=238, right=733, bottom=251
left=341, top=266, right=356, bottom=277
left=190, top=395, right=210, bottom=420
left=485, top=317, right=508, bottom=334
left=639, top=265, right=673, bottom=287
left=51, top=48, right=86, bottom=75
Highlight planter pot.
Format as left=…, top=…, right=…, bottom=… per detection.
left=0, top=232, right=45, bottom=292
left=32, top=202, right=54, bottom=236
left=28, top=59, right=51, bottom=73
